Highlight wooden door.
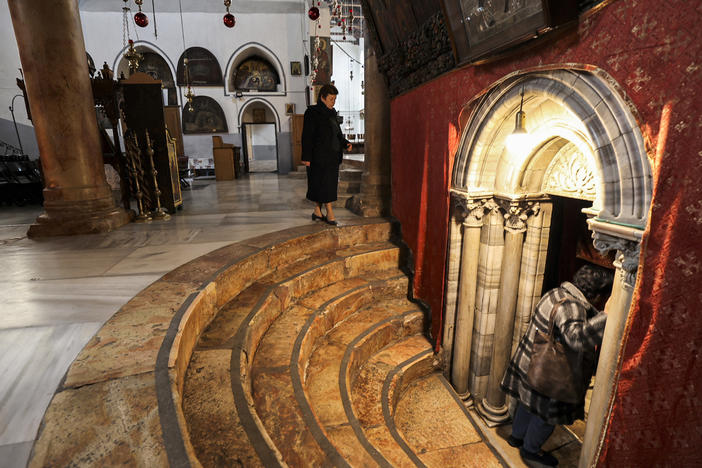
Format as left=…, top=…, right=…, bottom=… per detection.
left=290, top=114, right=304, bottom=168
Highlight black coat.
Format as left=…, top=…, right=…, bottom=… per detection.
left=301, top=102, right=348, bottom=167
left=301, top=102, right=349, bottom=203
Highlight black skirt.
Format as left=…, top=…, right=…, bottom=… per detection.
left=306, top=163, right=339, bottom=203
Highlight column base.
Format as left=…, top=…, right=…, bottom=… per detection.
left=456, top=390, right=474, bottom=408
left=345, top=193, right=391, bottom=217
left=477, top=398, right=510, bottom=427
left=27, top=207, right=132, bottom=238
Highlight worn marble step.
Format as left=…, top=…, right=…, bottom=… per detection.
left=393, top=374, right=502, bottom=467
left=182, top=237, right=405, bottom=467
left=252, top=293, right=415, bottom=466
left=301, top=300, right=424, bottom=467
left=348, top=335, right=436, bottom=467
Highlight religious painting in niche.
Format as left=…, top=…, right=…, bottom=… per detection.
left=310, top=37, right=332, bottom=85
left=290, top=61, right=302, bottom=76
left=233, top=57, right=280, bottom=92
left=181, top=96, right=228, bottom=134
left=176, top=47, right=224, bottom=86
left=252, top=109, right=266, bottom=123
left=442, top=0, right=577, bottom=64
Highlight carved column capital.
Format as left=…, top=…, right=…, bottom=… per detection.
left=452, top=194, right=493, bottom=227
left=497, top=199, right=540, bottom=234
left=462, top=198, right=490, bottom=227
left=592, top=232, right=640, bottom=287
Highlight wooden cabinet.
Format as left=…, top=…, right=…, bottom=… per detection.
left=120, top=72, right=182, bottom=213
left=290, top=114, right=304, bottom=168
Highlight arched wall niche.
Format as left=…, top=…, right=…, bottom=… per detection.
left=182, top=95, right=228, bottom=134
left=224, top=43, right=286, bottom=96
left=176, top=47, right=224, bottom=86
left=443, top=66, right=652, bottom=468
left=113, top=42, right=178, bottom=105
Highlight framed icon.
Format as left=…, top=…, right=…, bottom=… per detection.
left=290, top=61, right=302, bottom=76
left=285, top=103, right=296, bottom=114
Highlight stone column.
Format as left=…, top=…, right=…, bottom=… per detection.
left=451, top=198, right=489, bottom=402
left=8, top=0, right=130, bottom=237
left=479, top=200, right=538, bottom=424
left=442, top=198, right=466, bottom=378
left=346, top=33, right=391, bottom=217
left=579, top=232, right=640, bottom=468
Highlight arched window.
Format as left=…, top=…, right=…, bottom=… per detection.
left=176, top=47, right=224, bottom=86
left=233, top=57, right=280, bottom=92
left=182, top=96, right=228, bottom=134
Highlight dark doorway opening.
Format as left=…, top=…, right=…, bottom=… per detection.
left=542, top=196, right=615, bottom=295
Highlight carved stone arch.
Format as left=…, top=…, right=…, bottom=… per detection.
left=445, top=66, right=653, bottom=468
left=224, top=43, right=286, bottom=96
left=453, top=66, right=652, bottom=227
left=176, top=47, right=224, bottom=86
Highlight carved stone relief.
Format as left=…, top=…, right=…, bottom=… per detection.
left=542, top=144, right=598, bottom=200
left=592, top=231, right=641, bottom=287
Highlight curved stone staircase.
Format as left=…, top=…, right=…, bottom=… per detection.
left=29, top=219, right=504, bottom=467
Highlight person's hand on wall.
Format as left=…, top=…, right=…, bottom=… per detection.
left=302, top=161, right=310, bottom=166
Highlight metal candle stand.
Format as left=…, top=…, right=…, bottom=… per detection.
left=126, top=132, right=152, bottom=223
left=144, top=129, right=171, bottom=220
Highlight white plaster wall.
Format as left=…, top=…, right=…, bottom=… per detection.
left=1, top=3, right=365, bottom=164
left=78, top=9, right=309, bottom=168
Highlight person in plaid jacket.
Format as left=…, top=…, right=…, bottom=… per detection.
left=500, top=264, right=614, bottom=466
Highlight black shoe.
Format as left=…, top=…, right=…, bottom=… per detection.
left=507, top=435, right=523, bottom=448
left=520, top=447, right=558, bottom=467
left=325, top=218, right=338, bottom=226
left=312, top=213, right=326, bottom=221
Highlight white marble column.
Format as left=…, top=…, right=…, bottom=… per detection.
left=479, top=200, right=539, bottom=424
left=442, top=199, right=466, bottom=378
left=451, top=198, right=490, bottom=402
left=579, top=231, right=641, bottom=467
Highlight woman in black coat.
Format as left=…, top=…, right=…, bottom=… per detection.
left=301, top=84, right=351, bottom=225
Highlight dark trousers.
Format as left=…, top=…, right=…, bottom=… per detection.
left=511, top=403, right=555, bottom=454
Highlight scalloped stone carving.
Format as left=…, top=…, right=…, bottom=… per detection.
left=542, top=145, right=598, bottom=200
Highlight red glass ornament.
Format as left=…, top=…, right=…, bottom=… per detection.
left=223, top=13, right=236, bottom=28
left=308, top=6, right=320, bottom=20
left=134, top=11, right=148, bottom=28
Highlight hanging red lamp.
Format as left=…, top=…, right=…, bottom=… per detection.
left=223, top=0, right=236, bottom=28
left=308, top=6, right=320, bottom=20
left=134, top=0, right=148, bottom=27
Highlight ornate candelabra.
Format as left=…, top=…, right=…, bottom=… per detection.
left=144, top=130, right=170, bottom=220
left=126, top=132, right=151, bottom=222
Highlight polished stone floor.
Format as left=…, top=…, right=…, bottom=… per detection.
left=0, top=174, right=356, bottom=468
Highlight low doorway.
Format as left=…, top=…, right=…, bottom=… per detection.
left=243, top=123, right=278, bottom=173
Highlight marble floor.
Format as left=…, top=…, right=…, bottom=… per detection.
left=0, top=174, right=356, bottom=468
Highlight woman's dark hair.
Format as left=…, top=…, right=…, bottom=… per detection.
left=572, top=264, right=615, bottom=302
left=318, top=84, right=339, bottom=101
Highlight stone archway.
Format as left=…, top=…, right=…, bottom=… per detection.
left=443, top=67, right=652, bottom=467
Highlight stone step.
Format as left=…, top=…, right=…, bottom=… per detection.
left=394, top=374, right=502, bottom=467
left=252, top=293, right=416, bottom=467
left=182, top=234, right=406, bottom=467
left=348, top=336, right=435, bottom=467
left=340, top=168, right=363, bottom=181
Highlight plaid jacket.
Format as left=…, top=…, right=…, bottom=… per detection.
left=500, top=282, right=607, bottom=425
